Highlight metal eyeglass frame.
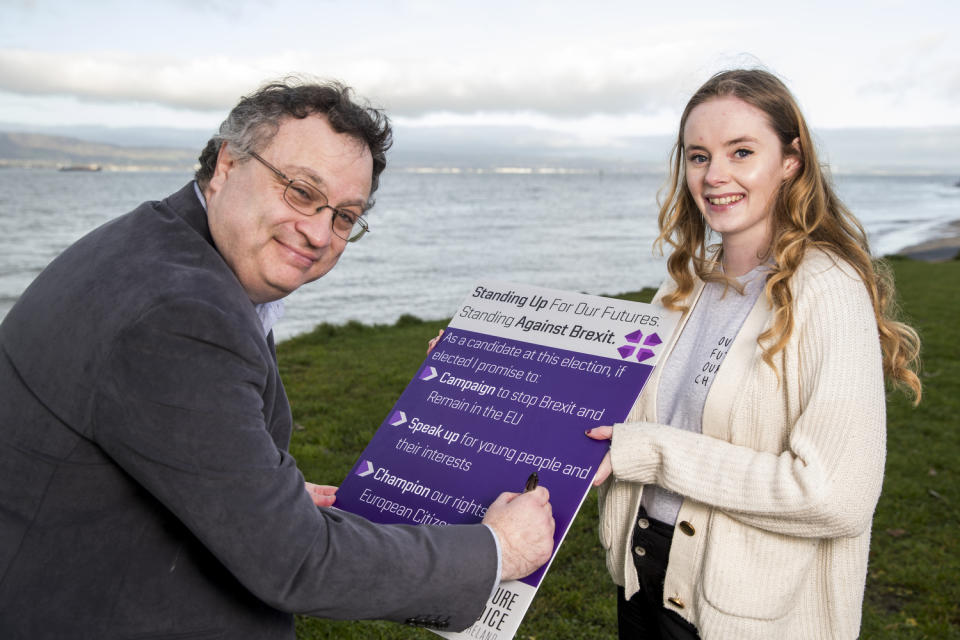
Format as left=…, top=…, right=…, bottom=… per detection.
left=247, top=150, right=369, bottom=242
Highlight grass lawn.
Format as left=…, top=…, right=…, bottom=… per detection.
left=279, top=258, right=959, bottom=639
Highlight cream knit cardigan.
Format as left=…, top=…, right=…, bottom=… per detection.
left=598, top=250, right=885, bottom=639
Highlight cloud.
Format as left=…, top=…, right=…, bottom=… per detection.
left=0, top=37, right=708, bottom=119
left=2, top=1, right=959, bottom=131
left=0, top=49, right=257, bottom=111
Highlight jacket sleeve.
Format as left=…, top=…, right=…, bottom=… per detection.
left=92, top=297, right=497, bottom=629
left=608, top=262, right=887, bottom=539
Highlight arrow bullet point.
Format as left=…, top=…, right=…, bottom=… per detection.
left=356, top=460, right=375, bottom=477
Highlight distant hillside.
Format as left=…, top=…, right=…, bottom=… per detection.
left=0, top=132, right=197, bottom=170
left=2, top=124, right=959, bottom=174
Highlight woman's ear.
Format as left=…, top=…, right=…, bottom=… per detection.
left=783, top=137, right=803, bottom=179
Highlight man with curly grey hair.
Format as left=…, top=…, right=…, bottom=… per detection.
left=0, top=78, right=554, bottom=639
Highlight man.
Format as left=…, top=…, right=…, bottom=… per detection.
left=0, top=80, right=554, bottom=638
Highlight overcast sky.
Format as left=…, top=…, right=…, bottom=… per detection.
left=1, top=0, right=958, bottom=143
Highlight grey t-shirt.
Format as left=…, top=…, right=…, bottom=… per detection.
left=640, top=264, right=767, bottom=525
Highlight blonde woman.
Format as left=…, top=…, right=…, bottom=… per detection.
left=587, top=69, right=921, bottom=639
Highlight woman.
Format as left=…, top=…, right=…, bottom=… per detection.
left=586, top=69, right=921, bottom=639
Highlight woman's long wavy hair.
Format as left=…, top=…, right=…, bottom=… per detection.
left=656, top=69, right=921, bottom=403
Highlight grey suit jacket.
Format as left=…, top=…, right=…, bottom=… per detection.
left=0, top=183, right=497, bottom=639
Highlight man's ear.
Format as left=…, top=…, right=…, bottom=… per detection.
left=207, top=142, right=237, bottom=196
left=783, top=137, right=803, bottom=179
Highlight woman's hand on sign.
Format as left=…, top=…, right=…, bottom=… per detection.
left=426, top=329, right=445, bottom=355
left=305, top=482, right=338, bottom=507
left=585, top=426, right=613, bottom=486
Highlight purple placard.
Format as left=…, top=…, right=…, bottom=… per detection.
left=334, top=281, right=679, bottom=638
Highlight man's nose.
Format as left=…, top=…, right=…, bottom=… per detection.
left=296, top=211, right=335, bottom=247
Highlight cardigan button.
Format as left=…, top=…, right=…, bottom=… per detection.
left=667, top=594, right=685, bottom=609
left=633, top=545, right=646, bottom=557
left=637, top=518, right=650, bottom=529
left=678, top=521, right=695, bottom=536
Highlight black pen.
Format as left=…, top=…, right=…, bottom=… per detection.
left=523, top=472, right=539, bottom=493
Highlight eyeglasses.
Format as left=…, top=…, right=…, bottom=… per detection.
left=247, top=150, right=369, bottom=242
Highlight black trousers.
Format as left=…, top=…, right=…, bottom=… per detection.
left=617, top=507, right=700, bottom=640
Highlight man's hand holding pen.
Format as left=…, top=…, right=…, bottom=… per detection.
left=482, top=473, right=554, bottom=581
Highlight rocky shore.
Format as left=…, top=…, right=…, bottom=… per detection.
left=896, top=219, right=960, bottom=261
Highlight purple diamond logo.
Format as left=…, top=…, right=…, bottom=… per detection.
left=618, top=328, right=664, bottom=361
left=389, top=411, right=407, bottom=426
left=419, top=366, right=438, bottom=381
left=617, top=345, right=636, bottom=359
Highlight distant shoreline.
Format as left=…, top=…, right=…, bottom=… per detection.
left=895, top=219, right=960, bottom=262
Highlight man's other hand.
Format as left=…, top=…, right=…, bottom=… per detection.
left=481, top=486, right=554, bottom=581
left=305, top=482, right=338, bottom=507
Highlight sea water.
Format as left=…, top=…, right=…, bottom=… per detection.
left=0, top=167, right=957, bottom=342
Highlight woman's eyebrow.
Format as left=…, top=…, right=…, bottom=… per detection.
left=725, top=136, right=760, bottom=146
